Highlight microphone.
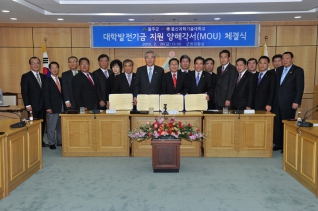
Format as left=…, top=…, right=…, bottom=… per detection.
left=297, top=104, right=318, bottom=127
left=0, top=111, right=26, bottom=128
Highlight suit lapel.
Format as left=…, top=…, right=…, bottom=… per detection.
left=29, top=71, right=42, bottom=89
left=281, top=65, right=295, bottom=85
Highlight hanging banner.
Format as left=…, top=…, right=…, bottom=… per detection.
left=91, top=24, right=259, bottom=48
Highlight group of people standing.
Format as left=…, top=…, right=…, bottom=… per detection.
left=20, top=49, right=304, bottom=153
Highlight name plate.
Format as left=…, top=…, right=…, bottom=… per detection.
left=244, top=110, right=255, bottom=114
left=106, top=109, right=116, bottom=114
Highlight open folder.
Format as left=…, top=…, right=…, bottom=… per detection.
left=109, top=94, right=133, bottom=110
left=159, top=94, right=184, bottom=111
left=184, top=94, right=207, bottom=111
left=137, top=94, right=159, bottom=111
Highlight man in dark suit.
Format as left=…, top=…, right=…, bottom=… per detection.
left=20, top=56, right=48, bottom=147
left=62, top=56, right=79, bottom=110
left=133, top=50, right=164, bottom=105
left=93, top=54, right=114, bottom=110
left=162, top=58, right=189, bottom=94
left=112, top=59, right=136, bottom=94
left=204, top=58, right=217, bottom=109
left=215, top=50, right=238, bottom=109
left=270, top=54, right=282, bottom=73
left=72, top=57, right=98, bottom=110
left=178, top=54, right=191, bottom=73
left=273, top=52, right=304, bottom=152
left=187, top=56, right=213, bottom=102
left=254, top=56, right=276, bottom=111
left=231, top=58, right=254, bottom=110
left=42, top=62, right=64, bottom=150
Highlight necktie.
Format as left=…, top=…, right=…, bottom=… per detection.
left=36, top=73, right=42, bottom=87
left=148, top=67, right=152, bottom=83
left=55, top=76, right=61, bottom=93
left=104, top=70, right=109, bottom=79
left=127, top=74, right=131, bottom=86
left=258, top=73, right=263, bottom=85
left=73, top=71, right=78, bottom=76
left=196, top=73, right=200, bottom=86
left=237, top=73, right=242, bottom=84
left=86, top=73, right=94, bottom=86
left=173, top=73, right=177, bottom=89
left=221, top=66, right=225, bottom=74
left=280, top=68, right=288, bottom=85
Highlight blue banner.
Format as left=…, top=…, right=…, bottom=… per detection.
left=91, top=24, right=259, bottom=48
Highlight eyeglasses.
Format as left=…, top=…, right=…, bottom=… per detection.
left=68, top=61, right=78, bottom=63
left=31, top=63, right=40, bottom=65
left=80, top=63, right=89, bottom=66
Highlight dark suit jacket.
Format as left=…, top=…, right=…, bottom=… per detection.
left=254, top=71, right=276, bottom=110
left=61, top=70, right=77, bottom=110
left=112, top=73, right=136, bottom=94
left=133, top=65, right=164, bottom=97
left=207, top=72, right=217, bottom=109
left=187, top=71, right=213, bottom=95
left=72, top=71, right=98, bottom=110
left=93, top=68, right=114, bottom=104
left=42, top=77, right=64, bottom=113
left=274, top=65, right=304, bottom=109
left=162, top=72, right=189, bottom=94
left=216, top=63, right=238, bottom=107
left=20, top=71, right=45, bottom=111
left=232, top=71, right=255, bottom=110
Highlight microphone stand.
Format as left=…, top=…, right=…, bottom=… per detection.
left=298, top=105, right=318, bottom=127
left=0, top=111, right=26, bottom=128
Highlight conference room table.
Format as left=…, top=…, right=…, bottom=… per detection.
left=0, top=119, right=42, bottom=199
left=60, top=110, right=275, bottom=158
left=0, top=105, right=25, bottom=120
left=283, top=120, right=318, bottom=198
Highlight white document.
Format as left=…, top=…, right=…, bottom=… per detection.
left=137, top=94, right=160, bottom=111
left=184, top=94, right=207, bottom=111
left=109, top=94, right=133, bottom=110
left=159, top=94, right=184, bottom=111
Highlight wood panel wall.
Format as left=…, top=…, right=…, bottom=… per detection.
left=0, top=21, right=317, bottom=118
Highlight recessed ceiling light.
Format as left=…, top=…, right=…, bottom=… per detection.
left=294, top=16, right=301, bottom=19
left=214, top=18, right=221, bottom=20
left=2, top=10, right=10, bottom=13
left=194, top=18, right=197, bottom=20
left=128, top=19, right=135, bottom=21
left=57, top=18, right=64, bottom=21
left=10, top=18, right=17, bottom=20
left=172, top=19, right=176, bottom=20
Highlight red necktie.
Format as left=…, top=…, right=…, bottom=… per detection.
left=86, top=73, right=94, bottom=86
left=173, top=73, right=177, bottom=89
left=55, top=76, right=61, bottom=93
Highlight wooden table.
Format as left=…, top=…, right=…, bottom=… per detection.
left=0, top=105, right=24, bottom=120
left=60, top=111, right=130, bottom=157
left=283, top=120, right=318, bottom=198
left=130, top=112, right=202, bottom=157
left=0, top=119, right=42, bottom=199
left=203, top=111, right=275, bottom=157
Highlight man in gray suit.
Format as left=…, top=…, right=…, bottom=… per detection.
left=133, top=50, right=164, bottom=105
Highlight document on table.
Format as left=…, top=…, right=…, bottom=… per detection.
left=137, top=94, right=160, bottom=111
left=184, top=94, right=207, bottom=111
left=109, top=94, right=133, bottom=110
left=159, top=94, right=184, bottom=111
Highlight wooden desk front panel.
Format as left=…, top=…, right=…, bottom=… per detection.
left=6, top=122, right=42, bottom=194
left=61, top=115, right=130, bottom=156
left=0, top=135, right=5, bottom=199
left=204, top=115, right=273, bottom=157
left=62, top=116, right=95, bottom=156
left=131, top=116, right=202, bottom=157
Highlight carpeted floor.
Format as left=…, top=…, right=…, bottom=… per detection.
left=0, top=145, right=317, bottom=211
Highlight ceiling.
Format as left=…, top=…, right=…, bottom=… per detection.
left=0, top=0, right=318, bottom=23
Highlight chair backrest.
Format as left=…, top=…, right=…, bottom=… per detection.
left=3, top=92, right=18, bottom=105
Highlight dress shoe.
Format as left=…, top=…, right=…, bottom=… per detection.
left=49, top=145, right=56, bottom=150
left=273, top=146, right=283, bottom=151
left=42, top=142, right=49, bottom=147
left=57, top=144, right=62, bottom=146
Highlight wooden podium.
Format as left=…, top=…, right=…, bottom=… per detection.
left=151, top=139, right=181, bottom=173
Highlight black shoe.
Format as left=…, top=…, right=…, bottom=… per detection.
left=49, top=145, right=56, bottom=150
left=42, top=142, right=49, bottom=147
left=273, top=146, right=283, bottom=151
left=281, top=150, right=283, bottom=154
left=57, top=144, right=62, bottom=146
